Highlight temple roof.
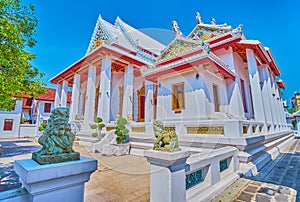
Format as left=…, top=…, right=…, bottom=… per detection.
left=86, top=15, right=165, bottom=60
left=156, top=37, right=202, bottom=63
left=187, top=22, right=233, bottom=41
left=115, top=17, right=165, bottom=55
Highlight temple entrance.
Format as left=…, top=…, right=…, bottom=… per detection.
left=153, top=84, right=158, bottom=120
left=94, top=85, right=100, bottom=119
left=137, top=85, right=145, bottom=122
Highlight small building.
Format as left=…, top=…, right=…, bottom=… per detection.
left=0, top=88, right=71, bottom=138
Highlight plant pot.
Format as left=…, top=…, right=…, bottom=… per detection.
left=123, top=134, right=129, bottom=143
left=109, top=143, right=130, bottom=156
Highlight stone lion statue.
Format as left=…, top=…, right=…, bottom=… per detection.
left=153, top=120, right=180, bottom=152
left=37, top=108, right=75, bottom=155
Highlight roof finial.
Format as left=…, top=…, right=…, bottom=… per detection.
left=196, top=12, right=202, bottom=24
left=238, top=24, right=243, bottom=34
left=172, top=20, right=182, bottom=36
left=211, top=18, right=216, bottom=25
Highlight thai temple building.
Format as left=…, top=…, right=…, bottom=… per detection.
left=50, top=12, right=293, bottom=179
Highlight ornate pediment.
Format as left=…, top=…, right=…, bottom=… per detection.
left=156, top=38, right=202, bottom=63
left=188, top=23, right=232, bottom=41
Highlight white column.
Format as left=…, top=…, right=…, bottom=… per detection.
left=259, top=66, right=274, bottom=132
left=246, top=49, right=267, bottom=129
left=69, top=74, right=81, bottom=121
left=144, top=151, right=190, bottom=202
left=60, top=80, right=68, bottom=107
left=270, top=75, right=280, bottom=129
left=83, top=66, right=97, bottom=129
left=78, top=90, right=84, bottom=119
left=15, top=157, right=97, bottom=202
left=122, top=64, right=134, bottom=120
left=227, top=81, right=244, bottom=119
left=145, top=80, right=154, bottom=122
left=264, top=68, right=277, bottom=131
left=54, top=83, right=62, bottom=108
left=98, top=56, right=112, bottom=123
left=274, top=83, right=284, bottom=129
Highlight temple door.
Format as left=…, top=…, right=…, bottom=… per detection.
left=153, top=84, right=158, bottom=120
left=94, top=85, right=100, bottom=120
left=137, top=85, right=145, bottom=122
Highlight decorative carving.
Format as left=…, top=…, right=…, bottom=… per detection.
left=131, top=127, right=146, bottom=133
left=186, top=169, right=203, bottom=189
left=156, top=39, right=201, bottom=62
left=172, top=20, right=183, bottom=37
left=196, top=12, right=202, bottom=24
left=188, top=21, right=232, bottom=41
left=153, top=120, right=180, bottom=152
left=186, top=126, right=224, bottom=135
left=211, top=18, right=216, bottom=25
left=32, top=108, right=80, bottom=165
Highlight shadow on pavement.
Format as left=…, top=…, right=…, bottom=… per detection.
left=0, top=140, right=41, bottom=158
left=0, top=162, right=21, bottom=192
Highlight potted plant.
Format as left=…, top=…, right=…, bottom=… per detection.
left=38, top=122, right=47, bottom=136
left=115, top=118, right=129, bottom=144
left=90, top=117, right=105, bottom=138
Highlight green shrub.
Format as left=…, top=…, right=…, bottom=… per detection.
left=38, top=122, right=47, bottom=131
left=90, top=117, right=105, bottom=138
left=115, top=118, right=129, bottom=144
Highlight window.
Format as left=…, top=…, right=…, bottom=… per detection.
left=3, top=119, right=13, bottom=131
left=172, top=82, right=185, bottom=110
left=213, top=84, right=220, bottom=112
left=44, top=103, right=51, bottom=113
left=26, top=98, right=33, bottom=106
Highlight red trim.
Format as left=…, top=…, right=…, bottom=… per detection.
left=211, top=38, right=242, bottom=52
left=111, top=43, right=136, bottom=56
left=138, top=46, right=158, bottom=57
left=146, top=58, right=210, bottom=80
left=209, top=34, right=233, bottom=45
left=50, top=46, right=147, bottom=84
left=214, top=64, right=235, bottom=81
left=146, top=55, right=235, bottom=81
left=277, top=81, right=286, bottom=89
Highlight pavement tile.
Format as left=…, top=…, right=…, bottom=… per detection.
left=236, top=191, right=254, bottom=202
left=244, top=185, right=259, bottom=193
left=255, top=194, right=272, bottom=202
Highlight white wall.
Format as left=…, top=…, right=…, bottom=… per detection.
left=0, top=101, right=22, bottom=138
left=19, top=124, right=38, bottom=137
left=156, top=64, right=228, bottom=122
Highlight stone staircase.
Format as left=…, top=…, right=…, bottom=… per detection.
left=77, top=131, right=101, bottom=147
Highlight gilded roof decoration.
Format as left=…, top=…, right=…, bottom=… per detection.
left=89, top=27, right=110, bottom=51
left=156, top=38, right=202, bottom=63
left=86, top=15, right=111, bottom=54
left=188, top=23, right=232, bottom=41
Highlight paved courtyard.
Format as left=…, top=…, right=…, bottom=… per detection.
left=213, top=139, right=300, bottom=202
left=1, top=138, right=300, bottom=202
left=0, top=138, right=150, bottom=202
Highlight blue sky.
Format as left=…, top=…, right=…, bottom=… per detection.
left=26, top=0, right=299, bottom=103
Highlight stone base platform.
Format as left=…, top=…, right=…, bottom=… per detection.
left=32, top=152, right=80, bottom=165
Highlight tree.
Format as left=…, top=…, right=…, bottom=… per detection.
left=0, top=0, right=45, bottom=111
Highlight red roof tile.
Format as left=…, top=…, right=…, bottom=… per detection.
left=35, top=88, right=56, bottom=101
left=35, top=88, right=72, bottom=103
